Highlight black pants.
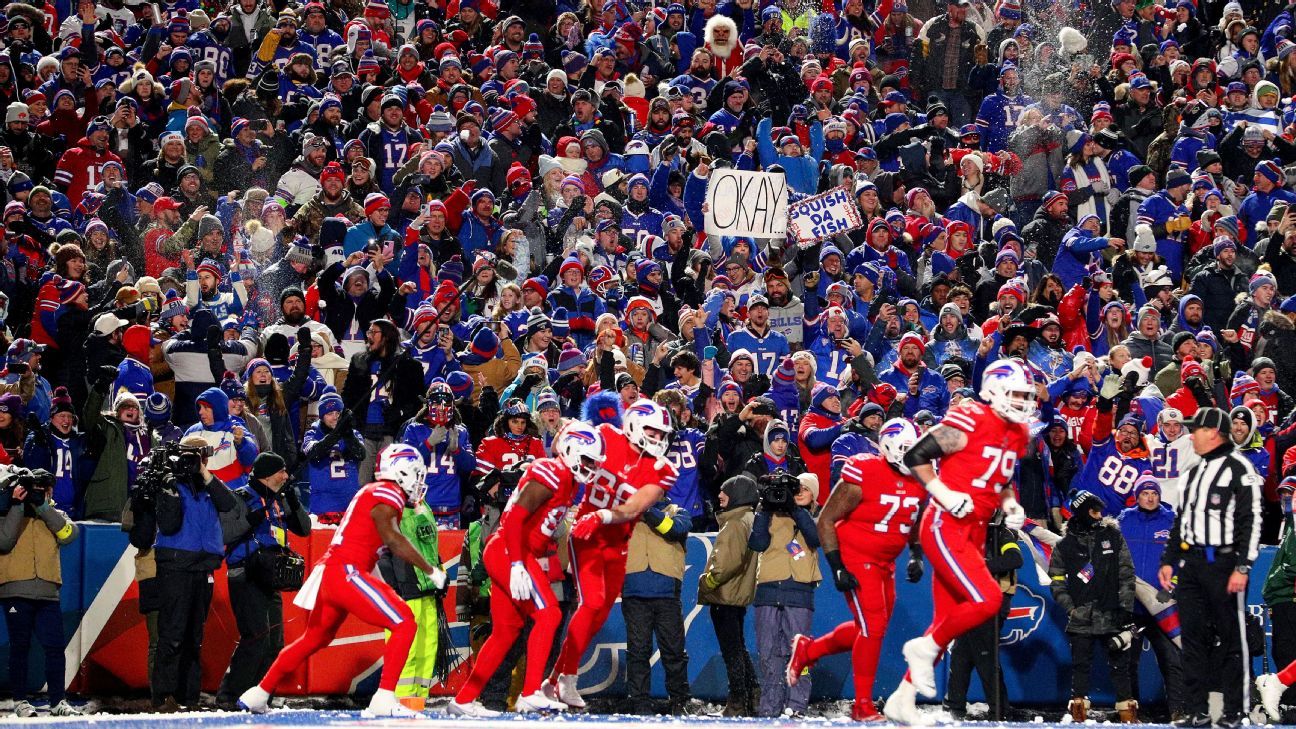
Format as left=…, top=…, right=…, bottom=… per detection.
left=1069, top=633, right=1133, bottom=701
left=945, top=597, right=1011, bottom=716
left=1128, top=612, right=1185, bottom=714
left=3, top=597, right=65, bottom=704
left=217, top=570, right=284, bottom=702
left=709, top=604, right=758, bottom=700
left=1176, top=551, right=1248, bottom=718
left=152, top=569, right=214, bottom=706
left=1272, top=602, right=1296, bottom=714
left=624, top=596, right=690, bottom=703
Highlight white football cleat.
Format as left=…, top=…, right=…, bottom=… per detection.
left=515, top=691, right=567, bottom=712
left=446, top=700, right=502, bottom=718
left=1257, top=673, right=1288, bottom=721
left=902, top=635, right=941, bottom=698
left=884, top=680, right=929, bottom=726
left=361, top=689, right=423, bottom=718
left=237, top=686, right=270, bottom=714
left=555, top=674, right=586, bottom=709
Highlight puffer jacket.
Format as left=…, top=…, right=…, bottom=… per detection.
left=1049, top=516, right=1135, bottom=636
left=1120, top=330, right=1174, bottom=374
left=1007, top=123, right=1064, bottom=205
left=1256, top=310, right=1296, bottom=398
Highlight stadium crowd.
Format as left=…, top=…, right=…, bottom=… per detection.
left=3, top=0, right=1296, bottom=719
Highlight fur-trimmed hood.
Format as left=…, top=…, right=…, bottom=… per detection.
left=1265, top=309, right=1294, bottom=330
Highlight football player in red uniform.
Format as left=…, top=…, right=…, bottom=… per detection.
left=239, top=444, right=446, bottom=719
left=785, top=419, right=925, bottom=721
left=885, top=359, right=1034, bottom=724
left=545, top=399, right=679, bottom=709
left=449, top=423, right=606, bottom=717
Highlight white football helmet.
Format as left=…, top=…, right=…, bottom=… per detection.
left=555, top=422, right=604, bottom=482
left=623, top=399, right=674, bottom=458
left=377, top=443, right=428, bottom=504
left=878, top=418, right=920, bottom=474
left=979, top=358, right=1037, bottom=424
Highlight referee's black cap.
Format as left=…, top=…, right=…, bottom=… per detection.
left=1186, top=407, right=1229, bottom=437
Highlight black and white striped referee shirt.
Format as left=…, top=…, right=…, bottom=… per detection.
left=1167, top=444, right=1263, bottom=566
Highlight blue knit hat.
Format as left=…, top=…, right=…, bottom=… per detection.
left=144, top=391, right=172, bottom=423
left=318, top=392, right=344, bottom=417
left=447, top=370, right=474, bottom=399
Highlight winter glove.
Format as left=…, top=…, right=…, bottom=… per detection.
left=1099, top=373, right=1123, bottom=400
left=660, top=134, right=679, bottom=160
left=906, top=544, right=925, bottom=583
left=825, top=549, right=859, bottom=592
left=206, top=325, right=222, bottom=351
left=296, top=326, right=312, bottom=356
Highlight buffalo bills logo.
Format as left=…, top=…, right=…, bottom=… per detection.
left=880, top=422, right=908, bottom=439
left=1001, top=585, right=1046, bottom=645
left=566, top=429, right=597, bottom=446
left=985, top=363, right=1032, bottom=387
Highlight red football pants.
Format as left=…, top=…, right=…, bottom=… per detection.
left=552, top=539, right=627, bottom=677
left=920, top=507, right=1002, bottom=648
left=805, top=560, right=896, bottom=702
left=258, top=563, right=416, bottom=694
left=455, top=538, right=562, bottom=702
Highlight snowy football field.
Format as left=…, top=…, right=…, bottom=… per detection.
left=0, top=700, right=1284, bottom=728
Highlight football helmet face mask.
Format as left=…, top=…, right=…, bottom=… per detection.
left=979, top=359, right=1037, bottom=424
left=555, top=421, right=604, bottom=482
left=623, top=398, right=673, bottom=458
left=376, top=443, right=428, bottom=504
left=877, top=418, right=920, bottom=474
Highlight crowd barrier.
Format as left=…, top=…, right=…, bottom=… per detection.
left=0, top=523, right=1277, bottom=704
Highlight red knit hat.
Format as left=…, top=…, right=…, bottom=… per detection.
left=364, top=192, right=390, bottom=216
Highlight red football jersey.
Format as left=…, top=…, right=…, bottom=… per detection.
left=935, top=400, right=1029, bottom=520
left=322, top=481, right=407, bottom=571
left=836, top=454, right=926, bottom=563
left=572, top=424, right=679, bottom=545
left=497, top=457, right=579, bottom=559
left=474, top=435, right=547, bottom=475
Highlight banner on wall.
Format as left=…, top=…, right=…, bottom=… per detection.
left=4, top=525, right=1277, bottom=704
left=787, top=187, right=866, bottom=248
left=704, top=169, right=788, bottom=239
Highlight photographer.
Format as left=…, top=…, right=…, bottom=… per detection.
left=0, top=468, right=80, bottom=717
left=623, top=493, right=693, bottom=715
left=215, top=453, right=311, bottom=711
left=151, top=435, right=239, bottom=712
left=747, top=469, right=821, bottom=717
left=698, top=474, right=760, bottom=717
left=1050, top=490, right=1137, bottom=722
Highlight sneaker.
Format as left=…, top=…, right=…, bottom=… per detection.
left=883, top=680, right=929, bottom=726
left=1258, top=673, right=1287, bottom=721
left=902, top=635, right=941, bottom=698
left=446, top=700, right=502, bottom=718
left=555, top=674, right=585, bottom=710
left=852, top=700, right=885, bottom=722
left=12, top=701, right=36, bottom=718
left=787, top=634, right=813, bottom=687
left=362, top=689, right=423, bottom=719
left=515, top=691, right=566, bottom=713
left=50, top=701, right=82, bottom=717
left=1171, top=712, right=1211, bottom=727
left=237, top=686, right=270, bottom=714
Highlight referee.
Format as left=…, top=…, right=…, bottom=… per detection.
left=1158, top=407, right=1262, bottom=728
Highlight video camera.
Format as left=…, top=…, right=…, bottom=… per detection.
left=135, top=441, right=214, bottom=501
left=0, top=466, right=53, bottom=508
left=758, top=469, right=801, bottom=513
left=479, top=462, right=527, bottom=507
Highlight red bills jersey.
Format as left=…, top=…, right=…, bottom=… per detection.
left=322, top=481, right=407, bottom=571
left=836, top=454, right=926, bottom=563
left=936, top=401, right=1029, bottom=520
left=497, top=457, right=579, bottom=559
left=474, top=435, right=546, bottom=476
left=572, top=424, right=679, bottom=545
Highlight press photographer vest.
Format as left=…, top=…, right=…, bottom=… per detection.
left=626, top=506, right=687, bottom=581
left=755, top=514, right=822, bottom=585
left=0, top=515, right=61, bottom=586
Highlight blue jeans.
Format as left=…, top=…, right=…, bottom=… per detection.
left=930, top=89, right=972, bottom=127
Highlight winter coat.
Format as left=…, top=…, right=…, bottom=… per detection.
left=1188, top=262, right=1249, bottom=332
left=1049, top=516, right=1136, bottom=636
left=1022, top=206, right=1072, bottom=269
left=1118, top=504, right=1175, bottom=587
left=1120, top=330, right=1174, bottom=374
left=1263, top=513, right=1296, bottom=606
left=1256, top=311, right=1296, bottom=399
left=1008, top=123, right=1065, bottom=204
left=698, top=503, right=758, bottom=606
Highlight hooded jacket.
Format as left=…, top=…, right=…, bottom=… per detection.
left=1049, top=514, right=1135, bottom=636
left=183, top=387, right=259, bottom=491
left=699, top=475, right=759, bottom=606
